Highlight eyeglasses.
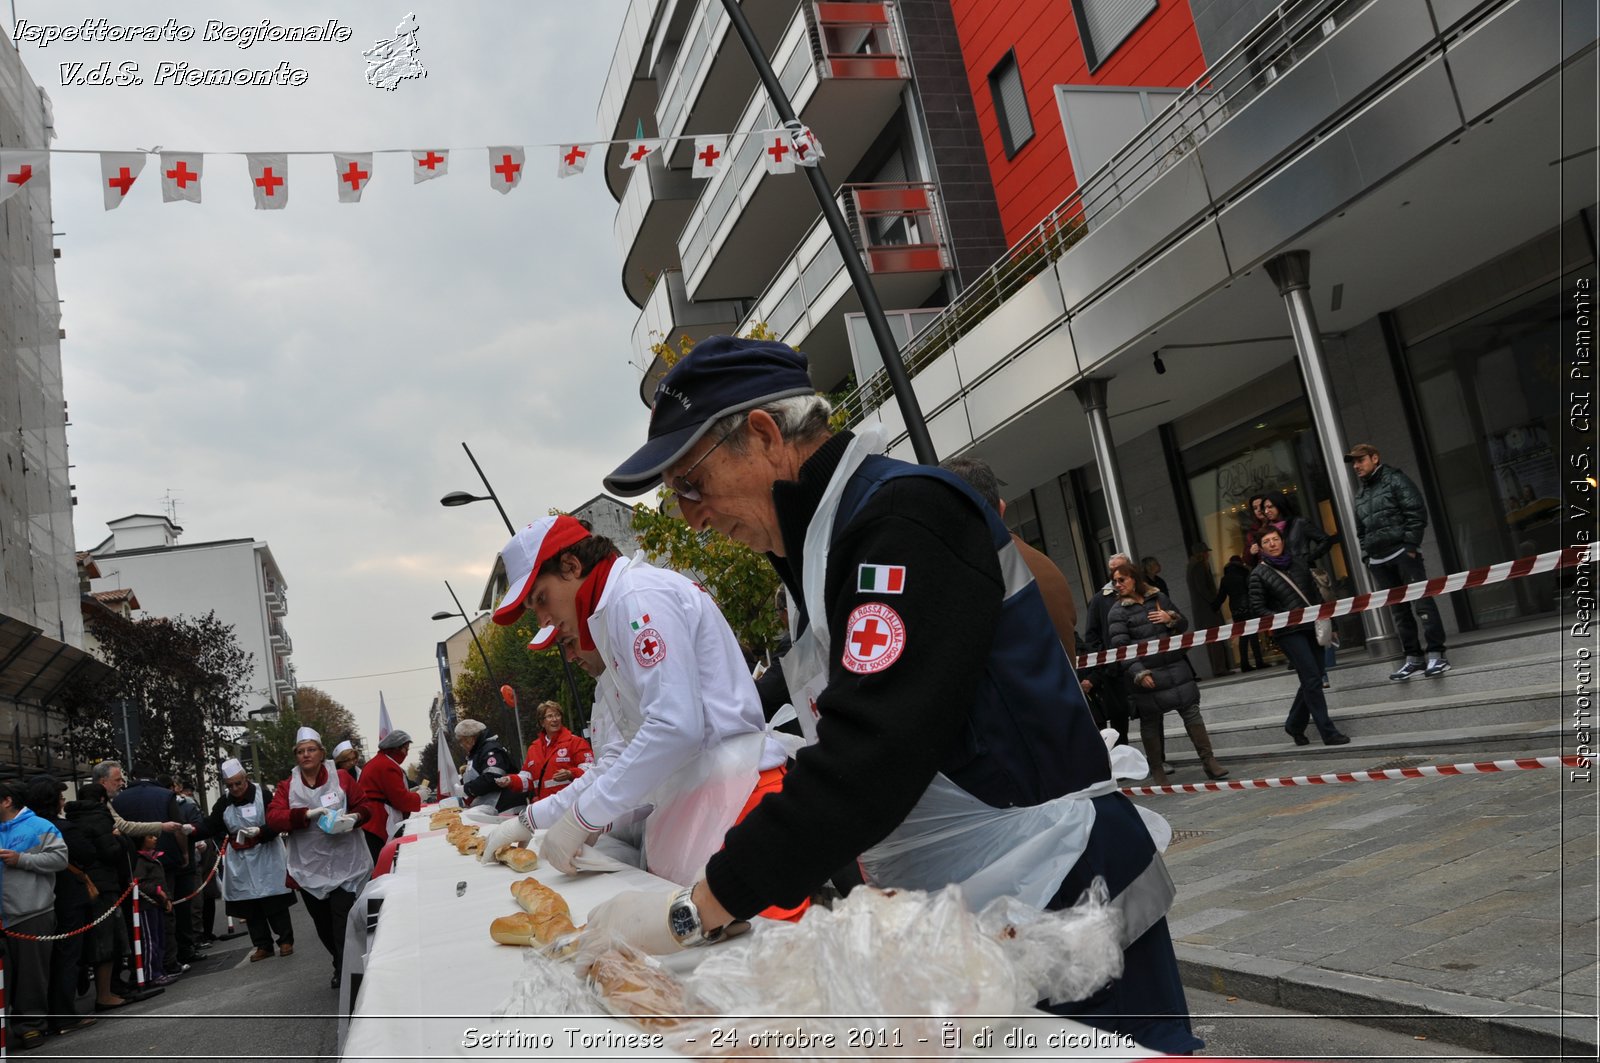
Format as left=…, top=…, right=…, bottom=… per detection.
left=667, top=422, right=742, bottom=503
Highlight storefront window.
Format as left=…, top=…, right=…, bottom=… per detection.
left=1004, top=489, right=1046, bottom=552
left=1403, top=282, right=1565, bottom=625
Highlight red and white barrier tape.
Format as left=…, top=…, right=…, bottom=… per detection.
left=1121, top=754, right=1585, bottom=796
left=1077, top=546, right=1589, bottom=669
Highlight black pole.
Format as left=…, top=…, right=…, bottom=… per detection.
left=443, top=580, right=524, bottom=753
left=461, top=442, right=515, bottom=535
left=717, top=0, right=936, bottom=465
left=455, top=442, right=586, bottom=715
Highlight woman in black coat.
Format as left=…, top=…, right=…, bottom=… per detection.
left=1249, top=527, right=1351, bottom=747
left=1106, top=561, right=1229, bottom=784
left=1260, top=491, right=1334, bottom=570
left=1218, top=554, right=1266, bottom=670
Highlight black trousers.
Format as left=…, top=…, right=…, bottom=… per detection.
left=48, top=898, right=90, bottom=1027
left=245, top=907, right=295, bottom=952
left=299, top=887, right=357, bottom=975
left=172, top=869, right=197, bottom=960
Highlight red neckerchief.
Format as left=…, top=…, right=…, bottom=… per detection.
left=572, top=554, right=620, bottom=652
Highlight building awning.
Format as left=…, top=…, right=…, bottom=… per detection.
left=0, top=614, right=114, bottom=707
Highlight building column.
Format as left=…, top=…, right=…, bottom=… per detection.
left=1071, top=378, right=1138, bottom=561
left=1264, top=251, right=1399, bottom=658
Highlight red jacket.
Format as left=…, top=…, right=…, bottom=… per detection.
left=507, top=728, right=594, bottom=797
left=265, top=765, right=372, bottom=834
left=359, top=749, right=422, bottom=841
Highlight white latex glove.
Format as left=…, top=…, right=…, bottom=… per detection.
left=539, top=807, right=598, bottom=875
left=576, top=889, right=682, bottom=967
left=181, top=823, right=196, bottom=835
left=478, top=813, right=533, bottom=865
left=416, top=783, right=433, bottom=803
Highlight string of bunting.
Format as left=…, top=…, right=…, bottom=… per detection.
left=1076, top=545, right=1589, bottom=670
left=1121, top=755, right=1587, bottom=796
left=0, top=124, right=827, bottom=211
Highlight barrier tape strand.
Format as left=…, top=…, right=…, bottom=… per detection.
left=1120, top=754, right=1586, bottom=796
left=1077, top=546, right=1589, bottom=670
left=3, top=847, right=226, bottom=943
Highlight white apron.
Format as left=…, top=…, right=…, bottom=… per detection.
left=588, top=564, right=764, bottom=887
left=221, top=786, right=290, bottom=903
left=286, top=766, right=372, bottom=900
left=781, top=427, right=1167, bottom=931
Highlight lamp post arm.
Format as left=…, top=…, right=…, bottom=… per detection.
left=461, top=442, right=515, bottom=535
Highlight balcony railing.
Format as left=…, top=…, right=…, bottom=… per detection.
left=830, top=0, right=1376, bottom=430
left=812, top=2, right=908, bottom=79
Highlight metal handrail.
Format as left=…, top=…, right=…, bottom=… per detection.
left=829, top=0, right=1362, bottom=431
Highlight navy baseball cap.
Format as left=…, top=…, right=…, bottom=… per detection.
left=604, top=335, right=815, bottom=497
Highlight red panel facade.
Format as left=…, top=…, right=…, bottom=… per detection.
left=951, top=0, right=1206, bottom=245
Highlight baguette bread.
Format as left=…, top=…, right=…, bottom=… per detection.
left=509, top=877, right=578, bottom=941
left=495, top=844, right=539, bottom=872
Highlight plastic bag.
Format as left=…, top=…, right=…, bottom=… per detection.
left=495, top=946, right=606, bottom=1019
left=975, top=880, right=1124, bottom=1006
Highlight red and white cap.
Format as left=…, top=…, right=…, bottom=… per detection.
left=492, top=514, right=590, bottom=628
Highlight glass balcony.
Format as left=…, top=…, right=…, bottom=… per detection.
left=615, top=151, right=700, bottom=307
left=677, top=1, right=910, bottom=302
left=736, top=181, right=948, bottom=390
left=597, top=0, right=667, bottom=202
left=630, top=269, right=746, bottom=406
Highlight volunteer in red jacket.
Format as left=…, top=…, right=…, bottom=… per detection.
left=358, top=729, right=422, bottom=861
left=477, top=515, right=801, bottom=919
left=501, top=700, right=594, bottom=800
left=265, top=726, right=373, bottom=990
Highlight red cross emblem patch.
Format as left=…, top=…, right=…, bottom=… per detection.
left=842, top=602, right=905, bottom=674
left=633, top=627, right=666, bottom=668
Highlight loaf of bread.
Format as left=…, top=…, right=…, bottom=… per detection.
left=456, top=835, right=486, bottom=856
left=489, top=912, right=538, bottom=947
left=429, top=809, right=462, bottom=829
left=588, top=947, right=689, bottom=1028
left=510, top=876, right=578, bottom=941
left=495, top=844, right=539, bottom=872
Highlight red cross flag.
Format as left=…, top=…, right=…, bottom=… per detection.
left=99, top=151, right=146, bottom=211
left=488, top=145, right=525, bottom=194
left=247, top=153, right=288, bottom=210
left=0, top=151, right=47, bottom=207
left=790, top=125, right=825, bottom=167
left=412, top=148, right=448, bottom=184
left=762, top=131, right=795, bottom=175
left=557, top=143, right=590, bottom=179
left=620, top=139, right=662, bottom=170
left=692, top=135, right=727, bottom=179
left=334, top=152, right=373, bottom=203
left=159, top=151, right=203, bottom=203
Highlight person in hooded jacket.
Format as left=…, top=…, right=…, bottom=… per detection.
left=1106, top=562, right=1229, bottom=786
left=453, top=718, right=523, bottom=812
left=0, top=778, right=69, bottom=1048
left=64, top=782, right=139, bottom=1012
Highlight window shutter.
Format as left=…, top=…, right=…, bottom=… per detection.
left=1079, top=0, right=1156, bottom=67
left=989, top=53, right=1034, bottom=157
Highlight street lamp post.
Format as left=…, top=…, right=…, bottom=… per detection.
left=433, top=580, right=526, bottom=753
left=439, top=441, right=586, bottom=712
left=716, top=0, right=936, bottom=465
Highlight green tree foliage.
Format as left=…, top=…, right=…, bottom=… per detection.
left=292, top=686, right=363, bottom=751
left=453, top=618, right=596, bottom=747
left=61, top=611, right=254, bottom=795
left=416, top=735, right=442, bottom=789
left=243, top=708, right=311, bottom=786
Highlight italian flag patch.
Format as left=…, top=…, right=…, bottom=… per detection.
left=629, top=613, right=652, bottom=630
left=857, top=563, right=906, bottom=594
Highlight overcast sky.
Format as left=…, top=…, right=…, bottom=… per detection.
left=30, top=1, right=642, bottom=755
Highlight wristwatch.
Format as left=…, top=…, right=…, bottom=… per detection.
left=667, top=885, right=740, bottom=948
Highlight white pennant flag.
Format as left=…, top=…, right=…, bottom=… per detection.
left=159, top=151, right=203, bottom=203
left=99, top=151, right=145, bottom=210
left=556, top=143, right=590, bottom=179
left=334, top=152, right=373, bottom=203
left=412, top=148, right=448, bottom=183
left=790, top=125, right=825, bottom=167
left=378, top=691, right=393, bottom=742
left=246, top=153, right=288, bottom=209
left=487, top=146, right=524, bottom=194
left=620, top=139, right=662, bottom=170
left=692, top=135, right=727, bottom=179
left=436, top=723, right=460, bottom=803
left=760, top=130, right=796, bottom=175
left=0, top=151, right=47, bottom=207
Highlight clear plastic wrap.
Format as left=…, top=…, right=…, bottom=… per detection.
left=494, top=946, right=606, bottom=1019
left=976, top=880, right=1124, bottom=1007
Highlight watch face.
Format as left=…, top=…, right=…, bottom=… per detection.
left=669, top=900, right=697, bottom=941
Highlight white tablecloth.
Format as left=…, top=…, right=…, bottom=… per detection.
left=340, top=806, right=1159, bottom=1062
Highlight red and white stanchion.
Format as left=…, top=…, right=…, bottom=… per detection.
left=1078, top=545, right=1588, bottom=669
left=1122, top=754, right=1586, bottom=796
left=130, top=884, right=145, bottom=989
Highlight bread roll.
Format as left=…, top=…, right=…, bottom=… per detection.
left=509, top=877, right=578, bottom=941
left=490, top=913, right=537, bottom=947
left=495, top=844, right=539, bottom=872
left=588, top=948, right=689, bottom=1028
left=456, top=835, right=486, bottom=856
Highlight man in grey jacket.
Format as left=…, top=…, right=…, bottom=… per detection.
left=1347, top=443, right=1449, bottom=679
left=0, top=778, right=69, bottom=1049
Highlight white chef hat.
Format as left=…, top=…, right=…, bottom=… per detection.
left=219, top=758, right=245, bottom=779
left=295, top=726, right=322, bottom=746
left=332, top=740, right=354, bottom=758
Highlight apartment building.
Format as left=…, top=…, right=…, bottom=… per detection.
left=604, top=0, right=1012, bottom=404
left=89, top=514, right=296, bottom=711
left=838, top=0, right=1594, bottom=664
left=0, top=35, right=105, bottom=779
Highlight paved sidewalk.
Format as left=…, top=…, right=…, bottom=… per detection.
left=1147, top=740, right=1597, bottom=1056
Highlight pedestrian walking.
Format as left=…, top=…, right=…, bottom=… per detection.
left=206, top=759, right=296, bottom=963
left=1249, top=527, right=1351, bottom=746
